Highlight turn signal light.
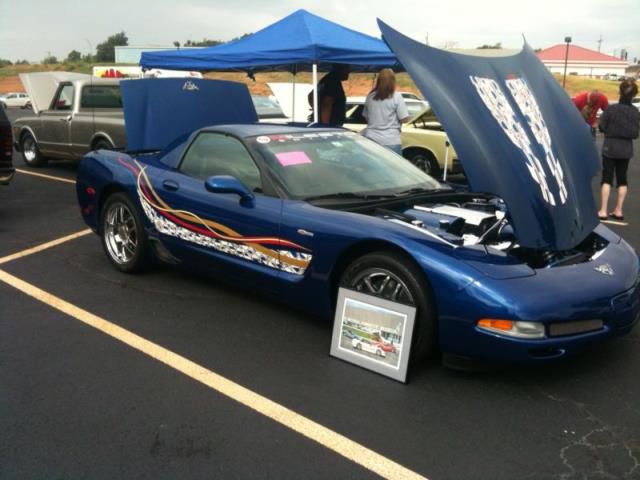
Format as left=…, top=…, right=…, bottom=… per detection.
left=477, top=318, right=545, bottom=339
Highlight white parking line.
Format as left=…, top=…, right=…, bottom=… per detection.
left=15, top=168, right=76, bottom=184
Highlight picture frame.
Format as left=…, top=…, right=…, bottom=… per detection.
left=330, top=288, right=416, bottom=383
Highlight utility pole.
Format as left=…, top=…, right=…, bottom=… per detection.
left=597, top=34, right=603, bottom=52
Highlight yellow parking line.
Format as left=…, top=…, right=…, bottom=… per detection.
left=601, top=219, right=628, bottom=227
left=15, top=168, right=76, bottom=184
left=0, top=229, right=92, bottom=265
left=0, top=269, right=427, bottom=480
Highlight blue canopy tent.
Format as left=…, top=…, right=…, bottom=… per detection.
left=139, top=9, right=400, bottom=122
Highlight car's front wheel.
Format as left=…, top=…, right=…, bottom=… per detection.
left=21, top=132, right=47, bottom=167
left=340, top=251, right=437, bottom=363
left=101, top=193, right=149, bottom=273
left=403, top=148, right=441, bottom=178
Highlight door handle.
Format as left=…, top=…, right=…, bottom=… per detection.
left=162, top=179, right=179, bottom=191
left=59, top=115, right=72, bottom=122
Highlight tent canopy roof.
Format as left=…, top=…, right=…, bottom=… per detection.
left=139, top=9, right=400, bottom=73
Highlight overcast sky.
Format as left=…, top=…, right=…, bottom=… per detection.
left=2, top=0, right=638, bottom=62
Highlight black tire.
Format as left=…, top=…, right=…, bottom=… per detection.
left=339, top=251, right=437, bottom=364
left=100, top=193, right=149, bottom=273
left=93, top=138, right=114, bottom=151
left=1, top=102, right=6, bottom=110
left=403, top=148, right=441, bottom=178
left=22, top=101, right=32, bottom=110
left=20, top=132, right=47, bottom=167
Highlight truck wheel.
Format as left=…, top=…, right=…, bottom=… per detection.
left=93, top=138, right=114, bottom=151
left=21, top=133, right=47, bottom=167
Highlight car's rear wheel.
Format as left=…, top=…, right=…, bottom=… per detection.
left=403, top=148, right=441, bottom=178
left=22, top=101, right=31, bottom=110
left=93, top=138, right=114, bottom=151
left=101, top=193, right=149, bottom=273
left=21, top=132, right=47, bottom=167
left=339, top=252, right=437, bottom=363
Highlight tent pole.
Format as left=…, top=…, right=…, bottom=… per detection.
left=292, top=67, right=297, bottom=122
left=312, top=63, right=318, bottom=124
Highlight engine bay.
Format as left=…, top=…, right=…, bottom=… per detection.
left=353, top=193, right=609, bottom=269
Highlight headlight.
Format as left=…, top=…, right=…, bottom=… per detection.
left=477, top=318, right=545, bottom=339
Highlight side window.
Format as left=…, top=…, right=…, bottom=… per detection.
left=180, top=133, right=262, bottom=192
left=345, top=104, right=366, bottom=124
left=53, top=84, right=74, bottom=111
left=81, top=86, right=122, bottom=108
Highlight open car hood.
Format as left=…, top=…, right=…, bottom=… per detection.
left=120, top=78, right=258, bottom=152
left=19, top=72, right=90, bottom=114
left=379, top=20, right=599, bottom=250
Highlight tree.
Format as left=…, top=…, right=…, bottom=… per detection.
left=43, top=55, right=58, bottom=64
left=15, top=59, right=29, bottom=65
left=184, top=38, right=224, bottom=47
left=0, top=58, right=12, bottom=68
left=66, top=50, right=82, bottom=62
left=95, top=31, right=129, bottom=62
left=476, top=42, right=502, bottom=49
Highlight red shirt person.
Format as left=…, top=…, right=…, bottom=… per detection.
left=573, top=91, right=609, bottom=127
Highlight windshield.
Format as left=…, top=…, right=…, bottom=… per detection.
left=250, top=131, right=442, bottom=199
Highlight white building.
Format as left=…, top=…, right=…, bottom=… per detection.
left=536, top=44, right=628, bottom=77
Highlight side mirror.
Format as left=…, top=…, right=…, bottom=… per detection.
left=204, top=175, right=255, bottom=203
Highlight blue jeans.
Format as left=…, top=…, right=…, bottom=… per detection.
left=385, top=144, right=402, bottom=155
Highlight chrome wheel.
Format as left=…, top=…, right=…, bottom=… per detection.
left=104, top=203, right=138, bottom=265
left=349, top=268, right=415, bottom=305
left=23, top=136, right=37, bottom=162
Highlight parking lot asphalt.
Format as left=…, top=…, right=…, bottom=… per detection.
left=2, top=107, right=640, bottom=480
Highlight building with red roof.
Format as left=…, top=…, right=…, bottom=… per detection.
left=536, top=44, right=628, bottom=77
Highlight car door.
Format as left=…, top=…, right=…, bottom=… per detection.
left=38, top=83, right=74, bottom=157
left=149, top=132, right=284, bottom=292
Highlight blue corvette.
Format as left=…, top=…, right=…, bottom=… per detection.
left=76, top=24, right=640, bottom=366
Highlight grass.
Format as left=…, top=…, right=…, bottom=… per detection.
left=0, top=62, right=625, bottom=99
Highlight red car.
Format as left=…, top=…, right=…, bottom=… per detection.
left=374, top=340, right=396, bottom=354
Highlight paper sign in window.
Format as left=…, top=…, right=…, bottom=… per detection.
left=275, top=151, right=312, bottom=167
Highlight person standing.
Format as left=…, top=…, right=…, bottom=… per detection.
left=361, top=69, right=410, bottom=155
left=597, top=79, right=640, bottom=221
left=573, top=90, right=609, bottom=137
left=309, top=64, right=350, bottom=126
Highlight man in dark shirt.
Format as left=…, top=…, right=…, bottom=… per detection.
left=309, top=64, right=350, bottom=126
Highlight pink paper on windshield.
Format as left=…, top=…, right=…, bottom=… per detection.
left=275, top=151, right=312, bottom=167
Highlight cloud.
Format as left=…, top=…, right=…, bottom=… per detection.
left=0, top=0, right=637, bottom=62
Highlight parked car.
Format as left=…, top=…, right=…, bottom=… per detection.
left=374, top=340, right=396, bottom=353
left=76, top=61, right=639, bottom=368
left=0, top=92, right=31, bottom=109
left=344, top=97, right=462, bottom=177
left=0, top=105, right=15, bottom=185
left=13, top=73, right=126, bottom=167
left=351, top=338, right=386, bottom=357
left=251, top=95, right=289, bottom=123
left=399, top=91, right=425, bottom=102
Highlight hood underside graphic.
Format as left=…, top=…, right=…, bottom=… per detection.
left=378, top=20, right=599, bottom=250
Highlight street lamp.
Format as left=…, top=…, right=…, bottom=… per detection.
left=562, top=36, right=572, bottom=88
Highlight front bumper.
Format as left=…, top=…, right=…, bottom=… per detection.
left=439, top=239, right=640, bottom=363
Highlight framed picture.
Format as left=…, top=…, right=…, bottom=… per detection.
left=330, top=288, right=416, bottom=383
